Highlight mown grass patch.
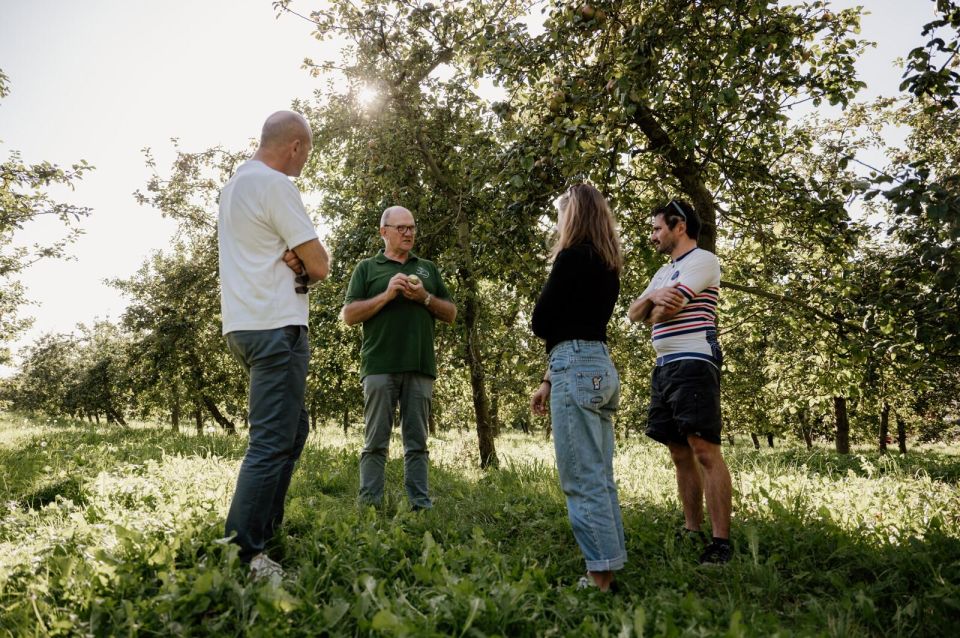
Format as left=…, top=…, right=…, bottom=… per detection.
left=0, top=414, right=958, bottom=636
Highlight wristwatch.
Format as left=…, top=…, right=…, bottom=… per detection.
left=424, top=293, right=432, bottom=307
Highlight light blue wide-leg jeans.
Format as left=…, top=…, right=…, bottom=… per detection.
left=549, top=339, right=626, bottom=572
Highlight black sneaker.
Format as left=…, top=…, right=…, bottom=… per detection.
left=699, top=540, right=733, bottom=565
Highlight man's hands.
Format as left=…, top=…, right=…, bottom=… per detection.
left=399, top=275, right=429, bottom=303
left=282, top=249, right=303, bottom=275
left=383, top=273, right=429, bottom=303
left=628, top=286, right=686, bottom=324
left=530, top=381, right=550, bottom=417
left=648, top=287, right=685, bottom=313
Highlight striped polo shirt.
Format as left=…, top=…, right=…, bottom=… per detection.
left=641, top=247, right=721, bottom=367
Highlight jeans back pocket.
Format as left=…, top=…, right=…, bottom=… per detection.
left=575, top=365, right=619, bottom=411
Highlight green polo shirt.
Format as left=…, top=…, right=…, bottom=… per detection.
left=345, top=250, right=452, bottom=380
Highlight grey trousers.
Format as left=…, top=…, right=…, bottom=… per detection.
left=358, top=372, right=433, bottom=509
left=224, top=325, right=309, bottom=562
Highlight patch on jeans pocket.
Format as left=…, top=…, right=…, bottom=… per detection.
left=576, top=369, right=609, bottom=408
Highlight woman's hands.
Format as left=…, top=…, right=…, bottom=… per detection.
left=530, top=380, right=551, bottom=416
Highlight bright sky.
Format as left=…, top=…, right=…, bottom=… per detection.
left=0, top=0, right=936, bottom=374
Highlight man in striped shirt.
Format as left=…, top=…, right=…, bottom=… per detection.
left=628, top=199, right=733, bottom=565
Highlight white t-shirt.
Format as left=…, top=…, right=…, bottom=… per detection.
left=218, top=160, right=318, bottom=335
left=640, top=247, right=721, bottom=365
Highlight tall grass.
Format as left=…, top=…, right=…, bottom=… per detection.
left=0, top=413, right=958, bottom=636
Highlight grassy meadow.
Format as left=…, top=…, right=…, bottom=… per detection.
left=0, top=413, right=958, bottom=637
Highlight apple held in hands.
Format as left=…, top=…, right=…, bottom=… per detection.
left=407, top=274, right=421, bottom=286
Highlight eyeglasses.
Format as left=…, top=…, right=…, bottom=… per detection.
left=669, top=200, right=687, bottom=221
left=384, top=224, right=417, bottom=235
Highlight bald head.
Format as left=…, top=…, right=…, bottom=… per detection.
left=253, top=111, right=313, bottom=177
left=380, top=206, right=412, bottom=227
left=260, top=111, right=312, bottom=149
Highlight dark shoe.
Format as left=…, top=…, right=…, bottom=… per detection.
left=699, top=540, right=733, bottom=565
left=675, top=528, right=708, bottom=545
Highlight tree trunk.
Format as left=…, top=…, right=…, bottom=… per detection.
left=194, top=403, right=203, bottom=435
left=798, top=408, right=813, bottom=449
left=879, top=401, right=890, bottom=454
left=766, top=434, right=774, bottom=448
left=94, top=412, right=101, bottom=425
left=428, top=403, right=436, bottom=436
left=834, top=396, right=850, bottom=454
left=105, top=406, right=128, bottom=428
left=896, top=412, right=908, bottom=454
left=490, top=388, right=501, bottom=439
left=171, top=386, right=181, bottom=433
left=727, top=434, right=735, bottom=446
left=750, top=433, right=760, bottom=449
left=310, top=399, right=318, bottom=431
left=202, top=395, right=236, bottom=435
left=457, top=217, right=498, bottom=468
left=342, top=406, right=349, bottom=435
left=632, top=102, right=717, bottom=252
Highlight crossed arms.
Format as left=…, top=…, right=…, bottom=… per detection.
left=627, top=286, right=686, bottom=325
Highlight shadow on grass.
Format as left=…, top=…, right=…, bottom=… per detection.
left=2, top=422, right=958, bottom=637
left=728, top=444, right=960, bottom=484
left=0, top=424, right=246, bottom=505
left=274, top=442, right=960, bottom=637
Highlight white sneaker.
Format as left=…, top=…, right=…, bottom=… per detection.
left=249, top=553, right=284, bottom=584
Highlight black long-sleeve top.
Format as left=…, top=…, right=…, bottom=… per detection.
left=531, top=242, right=620, bottom=354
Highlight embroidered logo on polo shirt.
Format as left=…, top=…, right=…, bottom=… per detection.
left=416, top=266, right=430, bottom=279
left=671, top=270, right=680, bottom=280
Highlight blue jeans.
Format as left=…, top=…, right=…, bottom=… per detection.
left=359, top=372, right=433, bottom=509
left=224, top=325, right=310, bottom=562
left=549, top=340, right=626, bottom=572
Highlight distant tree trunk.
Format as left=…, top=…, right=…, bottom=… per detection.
left=171, top=387, right=181, bottom=433
left=750, top=433, right=760, bottom=449
left=544, top=422, right=553, bottom=440
left=342, top=406, right=349, bottom=435
left=879, top=401, right=890, bottom=454
left=457, top=217, right=498, bottom=469
left=310, top=399, right=318, bottom=430
left=428, top=403, right=436, bottom=436
left=490, top=389, right=501, bottom=438
left=94, top=412, right=101, bottom=425
left=798, top=408, right=813, bottom=449
left=194, top=402, right=203, bottom=435
left=727, top=434, right=735, bottom=446
left=834, top=396, right=850, bottom=454
left=105, top=406, right=128, bottom=428
left=766, top=434, right=774, bottom=448
left=896, top=412, right=908, bottom=454
left=201, top=396, right=236, bottom=435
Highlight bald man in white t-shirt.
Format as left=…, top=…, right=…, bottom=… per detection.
left=218, top=111, right=329, bottom=581
left=628, top=199, right=733, bottom=566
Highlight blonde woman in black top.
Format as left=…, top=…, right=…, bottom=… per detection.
left=530, top=183, right=625, bottom=592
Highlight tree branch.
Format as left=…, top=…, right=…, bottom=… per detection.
left=720, top=279, right=863, bottom=332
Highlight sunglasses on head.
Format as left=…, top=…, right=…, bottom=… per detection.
left=669, top=200, right=687, bottom=221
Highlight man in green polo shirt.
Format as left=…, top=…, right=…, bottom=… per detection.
left=342, top=205, right=457, bottom=509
